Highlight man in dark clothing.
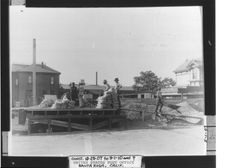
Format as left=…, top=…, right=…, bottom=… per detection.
left=155, top=87, right=164, bottom=117
left=114, top=78, right=122, bottom=108
left=70, top=82, right=78, bottom=105
left=78, top=80, right=85, bottom=107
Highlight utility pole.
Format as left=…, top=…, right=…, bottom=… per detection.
left=96, top=71, right=98, bottom=85
left=32, top=38, right=37, bottom=105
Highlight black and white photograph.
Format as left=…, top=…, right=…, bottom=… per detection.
left=9, top=4, right=207, bottom=156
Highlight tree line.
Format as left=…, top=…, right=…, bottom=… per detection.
left=133, top=70, right=176, bottom=93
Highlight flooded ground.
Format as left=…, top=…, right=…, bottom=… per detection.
left=10, top=124, right=205, bottom=156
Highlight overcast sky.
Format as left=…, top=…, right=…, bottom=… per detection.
left=10, top=6, right=203, bottom=86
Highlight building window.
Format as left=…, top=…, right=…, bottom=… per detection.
left=28, top=76, right=32, bottom=84
left=51, top=77, right=54, bottom=85
left=15, top=79, right=18, bottom=86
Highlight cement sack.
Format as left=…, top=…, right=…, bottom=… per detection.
left=39, top=98, right=55, bottom=108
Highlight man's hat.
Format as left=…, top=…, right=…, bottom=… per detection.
left=114, top=78, right=119, bottom=82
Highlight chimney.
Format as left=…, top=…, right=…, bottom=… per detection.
left=32, top=38, right=37, bottom=105
left=96, top=72, right=98, bottom=85
left=33, top=38, right=36, bottom=65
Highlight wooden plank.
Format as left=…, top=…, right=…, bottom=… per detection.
left=36, top=120, right=90, bottom=131
left=25, top=108, right=118, bottom=112
left=92, top=118, right=122, bottom=129
left=93, top=120, right=108, bottom=130
left=68, top=118, right=71, bottom=132
left=27, top=115, right=123, bottom=120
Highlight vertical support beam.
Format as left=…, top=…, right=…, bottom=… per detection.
left=47, top=119, right=51, bottom=133
left=108, top=118, right=112, bottom=129
left=28, top=119, right=31, bottom=134
left=142, top=110, right=145, bottom=122
left=89, top=117, right=93, bottom=130
left=68, top=118, right=71, bottom=132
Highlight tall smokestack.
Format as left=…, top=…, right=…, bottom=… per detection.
left=32, top=38, right=37, bottom=105
left=33, top=38, right=36, bottom=65
left=96, top=72, right=98, bottom=85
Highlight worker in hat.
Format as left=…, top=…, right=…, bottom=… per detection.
left=78, top=80, right=85, bottom=107
left=155, top=87, right=164, bottom=117
left=103, top=80, right=111, bottom=92
left=114, top=78, right=122, bottom=108
left=70, top=82, right=78, bottom=105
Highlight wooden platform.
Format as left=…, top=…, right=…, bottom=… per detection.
left=23, top=108, right=126, bottom=134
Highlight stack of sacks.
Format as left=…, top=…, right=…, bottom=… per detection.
left=50, top=94, right=75, bottom=109
left=96, top=88, right=120, bottom=109
left=96, top=91, right=112, bottom=109
left=39, top=98, right=55, bottom=108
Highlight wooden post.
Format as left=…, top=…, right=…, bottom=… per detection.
left=28, top=119, right=31, bottom=134
left=47, top=119, right=51, bottom=133
left=89, top=117, right=93, bottom=130
left=142, top=110, right=145, bottom=122
left=68, top=118, right=71, bottom=132
left=108, top=118, right=112, bottom=129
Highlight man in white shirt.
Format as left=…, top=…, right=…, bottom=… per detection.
left=103, top=80, right=111, bottom=92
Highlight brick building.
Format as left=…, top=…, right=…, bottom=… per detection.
left=12, top=63, right=60, bottom=107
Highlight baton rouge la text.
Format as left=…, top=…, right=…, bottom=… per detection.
left=77, top=161, right=135, bottom=168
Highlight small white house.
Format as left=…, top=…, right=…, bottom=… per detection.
left=173, top=59, right=203, bottom=87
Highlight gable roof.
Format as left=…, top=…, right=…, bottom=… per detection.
left=173, top=59, right=202, bottom=73
left=12, top=64, right=60, bottom=74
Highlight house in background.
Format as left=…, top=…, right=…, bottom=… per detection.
left=173, top=59, right=203, bottom=87
left=12, top=63, right=60, bottom=107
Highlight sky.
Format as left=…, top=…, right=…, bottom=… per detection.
left=10, top=6, right=203, bottom=86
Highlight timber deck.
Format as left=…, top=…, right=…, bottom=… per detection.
left=21, top=108, right=126, bottom=134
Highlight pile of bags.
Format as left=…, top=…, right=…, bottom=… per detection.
left=50, top=94, right=75, bottom=109
left=39, top=98, right=54, bottom=108
left=38, top=94, right=75, bottom=109
left=96, top=88, right=120, bottom=109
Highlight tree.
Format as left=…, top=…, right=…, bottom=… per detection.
left=133, top=71, right=177, bottom=92
left=133, top=71, right=160, bottom=92
left=159, top=77, right=176, bottom=88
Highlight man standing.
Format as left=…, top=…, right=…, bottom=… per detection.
left=70, top=82, right=78, bottom=105
left=155, top=87, right=164, bottom=117
left=114, top=78, right=122, bottom=108
left=78, top=80, right=85, bottom=107
left=103, top=80, right=111, bottom=92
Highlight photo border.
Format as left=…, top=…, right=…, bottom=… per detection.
left=1, top=0, right=215, bottom=167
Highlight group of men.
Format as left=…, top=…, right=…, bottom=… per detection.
left=67, top=78, right=163, bottom=117
left=68, top=78, right=122, bottom=108
left=103, top=78, right=122, bottom=108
